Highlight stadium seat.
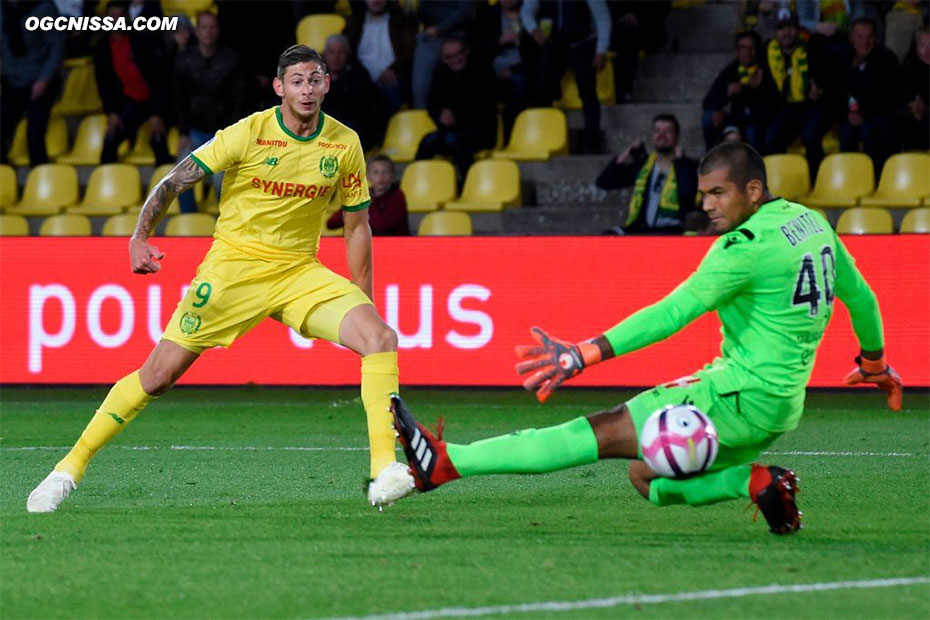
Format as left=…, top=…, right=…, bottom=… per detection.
left=810, top=207, right=830, bottom=225
left=147, top=163, right=204, bottom=214
left=801, top=153, right=874, bottom=208
left=764, top=154, right=810, bottom=201
left=161, top=0, right=215, bottom=19
left=380, top=110, right=437, bottom=163
left=8, top=117, right=69, bottom=166
left=558, top=57, right=617, bottom=108
left=445, top=160, right=521, bottom=212
left=835, top=207, right=893, bottom=234
left=56, top=114, right=108, bottom=165
left=4, top=164, right=79, bottom=216
left=1, top=164, right=18, bottom=209
left=165, top=213, right=216, bottom=236
left=51, top=62, right=103, bottom=116
left=400, top=160, right=457, bottom=212
left=0, top=214, right=29, bottom=236
left=102, top=213, right=139, bottom=236
left=418, top=211, right=473, bottom=235
left=491, top=108, right=567, bottom=161
left=67, top=164, right=141, bottom=215
left=900, top=207, right=930, bottom=234
left=295, top=14, right=346, bottom=50
left=39, top=213, right=92, bottom=236
left=859, top=152, right=930, bottom=208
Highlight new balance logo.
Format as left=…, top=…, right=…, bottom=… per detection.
left=108, top=412, right=125, bottom=424
left=265, top=157, right=278, bottom=166
left=410, top=427, right=433, bottom=471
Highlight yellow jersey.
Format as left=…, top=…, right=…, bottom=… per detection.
left=189, top=106, right=370, bottom=261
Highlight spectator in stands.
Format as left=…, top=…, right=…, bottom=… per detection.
left=94, top=0, right=172, bottom=166
left=415, top=37, right=497, bottom=184
left=721, top=125, right=743, bottom=143
left=467, top=0, right=534, bottom=140
left=345, top=0, right=417, bottom=117
left=522, top=0, right=612, bottom=153
left=321, top=34, right=382, bottom=151
left=898, top=27, right=929, bottom=150
left=411, top=1, right=474, bottom=108
left=163, top=14, right=194, bottom=59
left=884, top=0, right=927, bottom=61
left=607, top=0, right=671, bottom=103
left=702, top=31, right=778, bottom=151
left=174, top=11, right=246, bottom=213
left=327, top=154, right=410, bottom=236
left=595, top=114, right=705, bottom=235
left=839, top=17, right=901, bottom=176
left=763, top=9, right=829, bottom=181
left=0, top=0, right=65, bottom=166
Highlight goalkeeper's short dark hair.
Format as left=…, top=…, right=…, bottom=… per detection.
left=277, top=44, right=327, bottom=79
left=699, top=142, right=768, bottom=192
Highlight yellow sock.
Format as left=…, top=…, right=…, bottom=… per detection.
left=361, top=351, right=399, bottom=478
left=55, top=371, right=154, bottom=483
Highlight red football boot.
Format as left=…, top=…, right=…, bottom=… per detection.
left=390, top=395, right=461, bottom=492
left=749, top=464, right=803, bottom=534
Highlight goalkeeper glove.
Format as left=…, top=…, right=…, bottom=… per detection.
left=515, top=327, right=603, bottom=403
left=844, top=355, right=903, bottom=412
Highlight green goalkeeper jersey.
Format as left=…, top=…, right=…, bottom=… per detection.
left=605, top=198, right=884, bottom=432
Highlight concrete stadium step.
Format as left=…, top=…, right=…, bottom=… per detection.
left=567, top=103, right=705, bottom=155
left=665, top=2, right=742, bottom=53
left=501, top=204, right=622, bottom=234
left=634, top=53, right=732, bottom=103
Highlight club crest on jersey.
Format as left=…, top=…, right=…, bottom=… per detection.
left=320, top=155, right=339, bottom=178
left=179, top=312, right=201, bottom=335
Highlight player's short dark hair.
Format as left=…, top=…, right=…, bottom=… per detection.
left=652, top=114, right=680, bottom=136
left=367, top=153, right=394, bottom=171
left=699, top=142, right=768, bottom=192
left=277, top=44, right=327, bottom=79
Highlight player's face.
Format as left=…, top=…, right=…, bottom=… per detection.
left=367, top=161, right=393, bottom=196
left=698, top=166, right=759, bottom=233
left=274, top=62, right=330, bottom=122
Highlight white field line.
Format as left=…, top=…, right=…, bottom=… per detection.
left=322, top=577, right=930, bottom=620
left=1, top=446, right=917, bottom=457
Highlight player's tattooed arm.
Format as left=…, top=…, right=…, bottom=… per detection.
left=133, top=157, right=206, bottom=240
left=129, top=157, right=205, bottom=275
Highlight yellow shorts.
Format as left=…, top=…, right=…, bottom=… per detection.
left=162, top=239, right=372, bottom=354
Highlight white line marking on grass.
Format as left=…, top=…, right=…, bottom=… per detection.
left=764, top=450, right=915, bottom=457
left=325, top=577, right=930, bottom=620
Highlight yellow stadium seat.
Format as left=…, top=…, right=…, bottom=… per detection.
left=1, top=164, right=18, bottom=209
left=810, top=207, right=830, bottom=224
left=558, top=57, right=617, bottom=109
left=165, top=213, right=216, bottom=236
left=802, top=153, right=875, bottom=208
left=295, top=14, right=346, bottom=50
left=56, top=114, right=108, bottom=165
left=146, top=163, right=204, bottom=214
left=5, top=164, right=79, bottom=216
left=764, top=154, right=810, bottom=201
left=380, top=110, right=437, bottom=163
left=401, top=160, right=457, bottom=212
left=445, top=160, right=521, bottom=212
left=161, top=0, right=215, bottom=19
left=102, top=213, right=140, bottom=236
left=39, top=214, right=92, bottom=236
left=859, top=152, right=930, bottom=208
left=7, top=117, right=69, bottom=166
left=51, top=63, right=103, bottom=116
left=835, top=207, right=893, bottom=234
left=900, top=207, right=930, bottom=234
left=491, top=108, right=567, bottom=161
left=418, top=211, right=473, bottom=235
left=0, top=214, right=29, bottom=236
left=68, top=164, right=141, bottom=215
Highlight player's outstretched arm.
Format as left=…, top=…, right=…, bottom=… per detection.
left=515, top=327, right=613, bottom=403
left=129, top=157, right=205, bottom=274
left=343, top=209, right=373, bottom=301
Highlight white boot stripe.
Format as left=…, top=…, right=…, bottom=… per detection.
left=421, top=449, right=433, bottom=471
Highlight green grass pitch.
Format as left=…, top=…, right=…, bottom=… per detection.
left=2, top=387, right=928, bottom=619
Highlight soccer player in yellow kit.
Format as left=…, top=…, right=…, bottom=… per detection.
left=27, top=45, right=414, bottom=512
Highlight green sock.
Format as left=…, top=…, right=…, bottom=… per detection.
left=648, top=464, right=752, bottom=507
left=446, top=416, right=599, bottom=477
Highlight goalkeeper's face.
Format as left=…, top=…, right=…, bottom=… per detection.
left=698, top=166, right=762, bottom=234
left=274, top=61, right=330, bottom=122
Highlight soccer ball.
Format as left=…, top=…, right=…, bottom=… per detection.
left=640, top=404, right=719, bottom=478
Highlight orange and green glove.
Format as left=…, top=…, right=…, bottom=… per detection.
left=515, top=327, right=603, bottom=403
left=844, top=354, right=903, bottom=411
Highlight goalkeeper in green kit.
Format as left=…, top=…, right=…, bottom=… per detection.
left=391, top=142, right=903, bottom=535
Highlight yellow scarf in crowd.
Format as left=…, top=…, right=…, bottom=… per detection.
left=626, top=153, right=680, bottom=227
left=767, top=39, right=809, bottom=103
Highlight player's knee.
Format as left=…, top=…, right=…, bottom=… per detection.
left=628, top=461, right=653, bottom=500
left=367, top=324, right=397, bottom=354
left=588, top=404, right=638, bottom=459
left=139, top=365, right=179, bottom=396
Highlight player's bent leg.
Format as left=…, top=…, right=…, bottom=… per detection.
left=587, top=404, right=640, bottom=460
left=628, top=460, right=658, bottom=500
left=27, top=341, right=200, bottom=513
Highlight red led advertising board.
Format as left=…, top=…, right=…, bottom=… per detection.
left=1, top=236, right=927, bottom=387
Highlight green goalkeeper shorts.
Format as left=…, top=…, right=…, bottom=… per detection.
left=626, top=369, right=781, bottom=472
